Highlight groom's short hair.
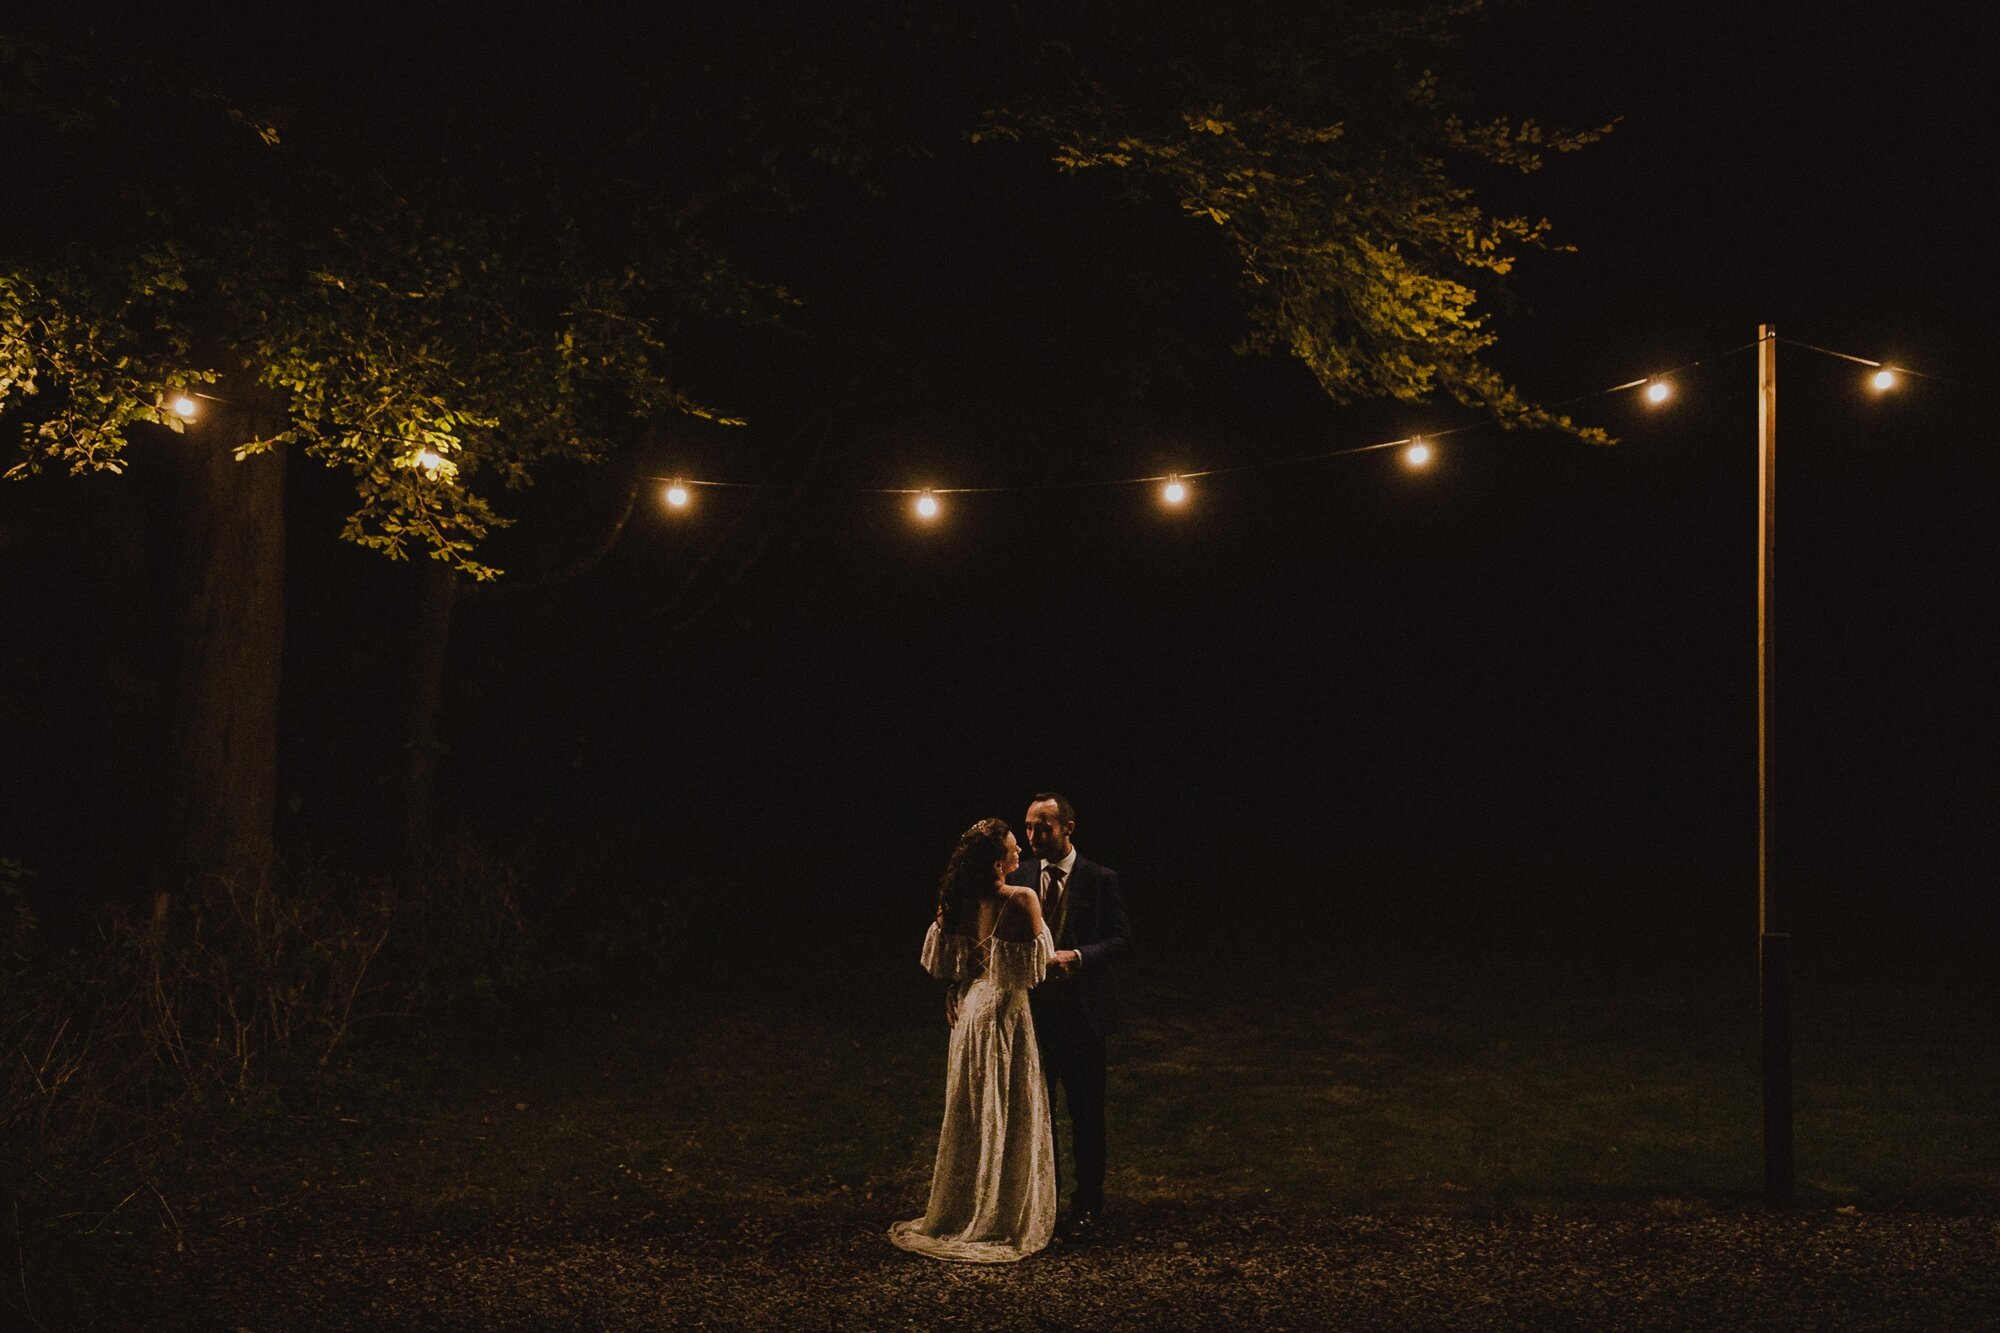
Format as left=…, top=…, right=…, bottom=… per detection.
left=1031, top=791, right=1076, bottom=827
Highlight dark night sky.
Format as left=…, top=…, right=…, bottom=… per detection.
left=3, top=5, right=1992, bottom=979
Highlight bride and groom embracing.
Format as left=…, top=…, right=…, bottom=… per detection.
left=890, top=792, right=1132, bottom=1263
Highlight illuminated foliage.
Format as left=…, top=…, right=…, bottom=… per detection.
left=977, top=1, right=1613, bottom=442
left=0, top=35, right=762, bottom=578
left=4, top=5, right=1612, bottom=574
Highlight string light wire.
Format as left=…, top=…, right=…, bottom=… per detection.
left=1777, top=336, right=1956, bottom=387
left=136, top=334, right=1945, bottom=505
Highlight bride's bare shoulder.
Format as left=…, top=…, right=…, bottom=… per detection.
left=999, top=884, right=1042, bottom=918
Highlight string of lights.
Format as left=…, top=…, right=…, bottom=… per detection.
left=150, top=334, right=1936, bottom=520
left=1554, top=340, right=1761, bottom=409
left=1775, top=337, right=1953, bottom=389
left=652, top=335, right=1929, bottom=520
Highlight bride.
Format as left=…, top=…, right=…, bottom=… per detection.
left=890, top=818, right=1057, bottom=1262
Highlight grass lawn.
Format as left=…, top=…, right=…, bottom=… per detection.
left=22, top=952, right=1999, bottom=1328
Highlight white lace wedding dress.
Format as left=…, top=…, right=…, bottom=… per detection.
left=889, top=918, right=1057, bottom=1263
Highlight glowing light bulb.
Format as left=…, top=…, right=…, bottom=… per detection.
left=171, top=395, right=198, bottom=420
left=1871, top=368, right=1897, bottom=392
left=914, top=489, right=940, bottom=520
left=665, top=480, right=690, bottom=508
left=415, top=449, right=444, bottom=474
left=1162, top=475, right=1188, bottom=506
left=1645, top=378, right=1671, bottom=404
left=1403, top=440, right=1432, bottom=469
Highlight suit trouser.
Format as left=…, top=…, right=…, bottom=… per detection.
left=1038, top=1017, right=1108, bottom=1213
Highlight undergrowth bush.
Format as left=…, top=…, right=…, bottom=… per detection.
left=2, top=859, right=395, bottom=1232
left=1, top=836, right=682, bottom=1263
left=1, top=842, right=546, bottom=1245
left=381, top=839, right=534, bottom=1009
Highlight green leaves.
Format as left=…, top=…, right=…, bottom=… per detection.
left=1, top=48, right=755, bottom=578
left=982, top=0, right=1610, bottom=439
left=0, top=270, right=208, bottom=480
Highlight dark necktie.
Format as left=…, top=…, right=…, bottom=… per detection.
left=1044, top=865, right=1066, bottom=939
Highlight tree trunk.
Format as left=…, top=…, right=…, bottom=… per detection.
left=398, top=558, right=459, bottom=865
left=164, top=391, right=286, bottom=889
left=394, top=435, right=650, bottom=866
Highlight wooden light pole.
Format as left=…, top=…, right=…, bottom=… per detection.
left=1757, top=322, right=1794, bottom=1205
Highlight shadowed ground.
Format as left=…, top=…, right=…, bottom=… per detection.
left=25, top=958, right=1999, bottom=1329
left=94, top=1207, right=2000, bottom=1330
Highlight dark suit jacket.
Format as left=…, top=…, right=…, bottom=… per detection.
left=1011, top=853, right=1131, bottom=1040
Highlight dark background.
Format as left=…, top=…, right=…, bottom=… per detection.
left=3, top=4, right=1992, bottom=989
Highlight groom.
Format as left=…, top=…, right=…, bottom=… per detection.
left=1012, top=791, right=1130, bottom=1237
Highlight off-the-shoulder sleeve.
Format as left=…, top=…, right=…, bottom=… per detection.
left=920, top=921, right=972, bottom=983
left=985, top=925, right=1052, bottom=991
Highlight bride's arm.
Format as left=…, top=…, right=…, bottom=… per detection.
left=922, top=917, right=965, bottom=1026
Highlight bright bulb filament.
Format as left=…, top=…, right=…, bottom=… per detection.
left=171, top=395, right=197, bottom=420
left=915, top=490, right=940, bottom=519
left=1645, top=379, right=1671, bottom=404
left=1403, top=441, right=1432, bottom=468
left=1162, top=476, right=1187, bottom=505
left=665, top=481, right=690, bottom=508
left=1871, top=369, right=1897, bottom=391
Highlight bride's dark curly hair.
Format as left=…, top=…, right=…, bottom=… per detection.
left=935, top=818, right=1012, bottom=932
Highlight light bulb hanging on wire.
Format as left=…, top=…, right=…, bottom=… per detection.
left=599, top=334, right=1931, bottom=531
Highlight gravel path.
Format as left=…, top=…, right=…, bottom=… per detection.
left=87, top=1203, right=1999, bottom=1330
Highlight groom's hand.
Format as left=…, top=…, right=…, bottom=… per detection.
left=1052, top=949, right=1081, bottom=977
left=944, top=986, right=960, bottom=1028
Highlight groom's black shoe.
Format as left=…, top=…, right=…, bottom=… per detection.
left=1059, top=1208, right=1102, bottom=1244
